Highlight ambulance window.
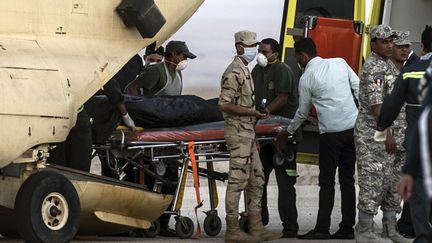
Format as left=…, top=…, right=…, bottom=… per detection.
left=296, top=0, right=355, bottom=20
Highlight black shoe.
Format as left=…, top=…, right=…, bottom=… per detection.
left=282, top=230, right=298, bottom=238
left=399, top=232, right=416, bottom=239
left=331, top=229, right=354, bottom=239
left=297, top=229, right=331, bottom=240
left=158, top=227, right=177, bottom=237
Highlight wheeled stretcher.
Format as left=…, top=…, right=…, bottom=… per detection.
left=93, top=115, right=291, bottom=239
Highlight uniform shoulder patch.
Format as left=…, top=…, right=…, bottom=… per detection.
left=373, top=78, right=383, bottom=86
left=372, top=73, right=385, bottom=86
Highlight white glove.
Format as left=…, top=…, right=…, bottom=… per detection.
left=374, top=129, right=387, bottom=142
left=122, top=113, right=136, bottom=131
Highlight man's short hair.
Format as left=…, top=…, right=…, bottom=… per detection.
left=422, top=25, right=432, bottom=53
left=145, top=46, right=164, bottom=57
left=260, top=38, right=280, bottom=53
left=294, top=37, right=317, bottom=57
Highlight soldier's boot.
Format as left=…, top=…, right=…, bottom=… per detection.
left=225, top=215, right=260, bottom=243
left=355, top=210, right=392, bottom=243
left=247, top=211, right=282, bottom=241
left=382, top=211, right=414, bottom=243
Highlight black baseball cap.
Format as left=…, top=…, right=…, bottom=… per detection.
left=165, top=41, right=197, bottom=59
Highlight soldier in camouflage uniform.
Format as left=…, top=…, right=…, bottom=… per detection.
left=354, top=25, right=411, bottom=243
left=218, top=30, right=282, bottom=243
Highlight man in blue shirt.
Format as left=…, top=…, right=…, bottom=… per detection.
left=277, top=37, right=359, bottom=240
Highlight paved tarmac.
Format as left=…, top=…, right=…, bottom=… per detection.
left=1, top=182, right=382, bottom=242
left=1, top=162, right=396, bottom=242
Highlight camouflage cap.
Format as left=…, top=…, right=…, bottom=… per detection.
left=370, top=24, right=396, bottom=39
left=234, top=30, right=260, bottom=45
left=393, top=30, right=412, bottom=46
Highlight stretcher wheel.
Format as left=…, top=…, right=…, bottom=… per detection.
left=143, top=220, right=160, bottom=238
left=286, top=152, right=295, bottom=163
left=273, top=153, right=285, bottom=166
left=203, top=214, right=221, bottom=236
left=15, top=171, right=80, bottom=243
left=239, top=215, right=249, bottom=233
left=175, top=216, right=194, bottom=239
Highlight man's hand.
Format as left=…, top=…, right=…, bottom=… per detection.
left=275, top=130, right=288, bottom=154
left=262, top=108, right=270, bottom=117
left=398, top=174, right=414, bottom=201
left=252, top=110, right=268, bottom=119
left=309, top=116, right=318, bottom=126
left=385, top=130, right=397, bottom=154
left=218, top=103, right=268, bottom=119
left=122, top=113, right=136, bottom=131
left=275, top=130, right=294, bottom=154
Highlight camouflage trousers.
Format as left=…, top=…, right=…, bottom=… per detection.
left=225, top=136, right=265, bottom=217
left=355, top=135, right=404, bottom=215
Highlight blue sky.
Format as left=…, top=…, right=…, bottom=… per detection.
left=168, top=0, right=286, bottom=98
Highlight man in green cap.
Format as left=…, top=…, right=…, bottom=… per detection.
left=218, top=30, right=282, bottom=242
left=251, top=38, right=300, bottom=238
left=125, top=40, right=196, bottom=96
left=125, top=40, right=196, bottom=237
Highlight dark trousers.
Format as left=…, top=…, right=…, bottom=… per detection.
left=398, top=142, right=432, bottom=240
left=410, top=178, right=432, bottom=243
left=398, top=200, right=432, bottom=237
left=260, top=143, right=298, bottom=232
left=145, top=161, right=179, bottom=228
left=47, top=111, right=92, bottom=172
left=398, top=201, right=415, bottom=235
left=315, top=128, right=356, bottom=233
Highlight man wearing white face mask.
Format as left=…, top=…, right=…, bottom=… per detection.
left=124, top=40, right=196, bottom=237
left=219, top=30, right=282, bottom=242
left=251, top=38, right=300, bottom=238
left=125, top=40, right=196, bottom=96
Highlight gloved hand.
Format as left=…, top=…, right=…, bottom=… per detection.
left=374, top=129, right=387, bottom=142
left=122, top=113, right=136, bottom=131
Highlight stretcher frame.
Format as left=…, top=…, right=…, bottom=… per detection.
left=94, top=132, right=279, bottom=238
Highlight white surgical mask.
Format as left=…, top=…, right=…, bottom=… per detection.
left=257, top=53, right=268, bottom=67
left=176, top=60, right=188, bottom=71
left=242, top=47, right=258, bottom=63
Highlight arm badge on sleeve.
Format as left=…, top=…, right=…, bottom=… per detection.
left=373, top=78, right=382, bottom=86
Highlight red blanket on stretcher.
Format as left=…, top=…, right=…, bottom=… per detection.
left=110, top=116, right=291, bottom=142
